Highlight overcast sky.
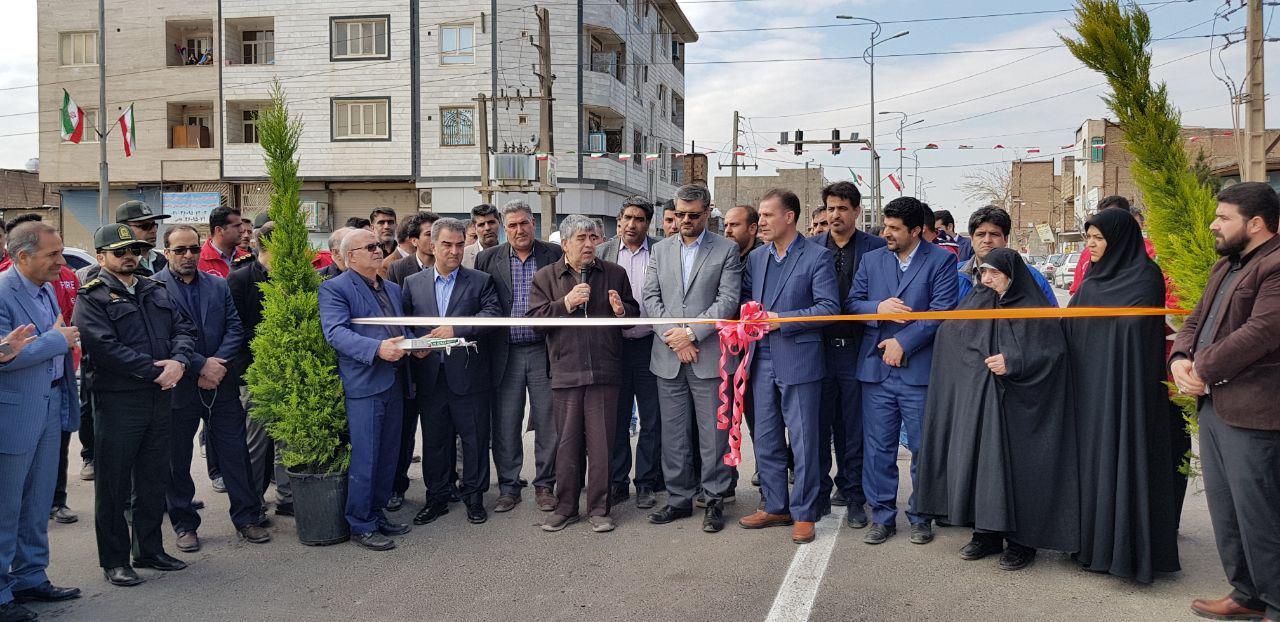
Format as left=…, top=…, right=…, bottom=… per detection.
left=2, top=0, right=1275, bottom=227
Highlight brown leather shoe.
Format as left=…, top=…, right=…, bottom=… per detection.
left=493, top=494, right=519, bottom=513
left=175, top=531, right=200, bottom=553
left=1191, top=595, right=1265, bottom=621
left=738, top=510, right=794, bottom=529
left=792, top=521, right=816, bottom=544
left=535, top=487, right=556, bottom=512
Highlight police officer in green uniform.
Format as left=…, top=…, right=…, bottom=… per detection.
left=72, top=224, right=196, bottom=587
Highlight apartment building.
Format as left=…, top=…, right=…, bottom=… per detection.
left=37, top=0, right=697, bottom=247
left=713, top=166, right=829, bottom=232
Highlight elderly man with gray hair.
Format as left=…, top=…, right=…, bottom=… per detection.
left=527, top=215, right=639, bottom=533
left=318, top=227, right=353, bottom=279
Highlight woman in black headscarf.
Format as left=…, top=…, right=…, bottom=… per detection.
left=918, top=248, right=1078, bottom=571
left=1066, top=208, right=1180, bottom=584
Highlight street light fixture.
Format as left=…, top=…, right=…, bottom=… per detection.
left=835, top=15, right=910, bottom=221
left=878, top=112, right=923, bottom=197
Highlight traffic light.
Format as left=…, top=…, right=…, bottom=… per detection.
left=794, top=130, right=804, bottom=155
left=831, top=129, right=842, bottom=155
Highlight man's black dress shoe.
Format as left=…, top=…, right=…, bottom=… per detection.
left=132, top=553, right=187, bottom=571
left=377, top=520, right=411, bottom=536
left=103, top=567, right=144, bottom=587
left=466, top=503, right=488, bottom=524
left=999, top=544, right=1036, bottom=571
left=413, top=502, right=449, bottom=525
left=385, top=493, right=404, bottom=512
left=0, top=602, right=37, bottom=621
left=12, top=582, right=81, bottom=603
left=352, top=531, right=395, bottom=551
left=447, top=488, right=462, bottom=503
left=959, top=536, right=1004, bottom=561
left=635, top=486, right=657, bottom=509
left=863, top=523, right=896, bottom=545
left=274, top=502, right=295, bottom=517
left=702, top=500, right=725, bottom=533
left=647, top=505, right=693, bottom=524
left=846, top=506, right=869, bottom=529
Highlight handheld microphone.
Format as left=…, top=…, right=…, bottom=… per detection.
left=578, top=262, right=591, bottom=317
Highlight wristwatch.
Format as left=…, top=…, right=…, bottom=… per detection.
left=685, top=327, right=695, bottom=342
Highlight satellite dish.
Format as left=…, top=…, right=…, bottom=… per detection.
left=24, top=158, right=39, bottom=173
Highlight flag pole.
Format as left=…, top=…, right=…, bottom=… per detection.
left=97, top=0, right=109, bottom=226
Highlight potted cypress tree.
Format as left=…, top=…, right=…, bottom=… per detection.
left=246, top=84, right=351, bottom=545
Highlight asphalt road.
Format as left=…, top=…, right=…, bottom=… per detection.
left=33, top=419, right=1220, bottom=622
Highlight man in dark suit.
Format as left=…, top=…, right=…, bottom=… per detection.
left=848, top=196, right=959, bottom=546
left=596, top=198, right=663, bottom=509
left=1172, top=182, right=1280, bottom=622
left=810, top=181, right=886, bottom=527
left=737, top=189, right=840, bottom=545
left=154, top=225, right=270, bottom=552
left=474, top=201, right=564, bottom=513
left=0, top=222, right=82, bottom=618
left=384, top=210, right=442, bottom=511
left=402, top=219, right=501, bottom=526
left=318, top=229, right=412, bottom=551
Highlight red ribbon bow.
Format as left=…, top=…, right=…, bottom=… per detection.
left=715, top=301, right=771, bottom=467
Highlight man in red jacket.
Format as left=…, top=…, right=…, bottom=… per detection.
left=198, top=206, right=250, bottom=278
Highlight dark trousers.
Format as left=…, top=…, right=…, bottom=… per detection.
left=205, top=425, right=221, bottom=482
left=752, top=353, right=822, bottom=522
left=552, top=384, right=618, bottom=518
left=78, top=381, right=93, bottom=461
left=420, top=374, right=489, bottom=505
left=610, top=335, right=663, bottom=491
left=344, top=380, right=403, bottom=533
left=93, top=389, right=171, bottom=569
left=862, top=371, right=927, bottom=526
left=1200, top=400, right=1280, bottom=620
left=167, top=394, right=259, bottom=532
left=52, top=432, right=70, bottom=508
left=395, top=395, right=459, bottom=498
left=820, top=343, right=865, bottom=506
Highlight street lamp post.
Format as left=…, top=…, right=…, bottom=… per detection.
left=836, top=16, right=907, bottom=223
left=878, top=112, right=923, bottom=197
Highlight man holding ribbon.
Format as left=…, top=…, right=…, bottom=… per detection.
left=737, top=189, right=839, bottom=545
left=642, top=184, right=742, bottom=533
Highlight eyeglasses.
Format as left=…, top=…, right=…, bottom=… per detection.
left=167, top=246, right=201, bottom=256
left=133, top=222, right=158, bottom=232
left=674, top=211, right=704, bottom=220
left=110, top=247, right=144, bottom=258
left=355, top=243, right=382, bottom=254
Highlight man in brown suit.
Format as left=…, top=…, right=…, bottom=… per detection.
left=1172, top=181, right=1280, bottom=622
left=527, top=215, right=639, bottom=534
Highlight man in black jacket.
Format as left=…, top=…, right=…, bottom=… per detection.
left=74, top=224, right=196, bottom=587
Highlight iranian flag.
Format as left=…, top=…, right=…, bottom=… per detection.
left=59, top=89, right=86, bottom=143
left=118, top=104, right=137, bottom=157
left=888, top=173, right=903, bottom=191
left=618, top=153, right=632, bottom=161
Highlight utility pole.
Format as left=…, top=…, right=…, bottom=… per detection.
left=473, top=7, right=559, bottom=238
left=1245, top=0, right=1266, bottom=182
left=97, top=0, right=109, bottom=224
left=719, top=110, right=756, bottom=209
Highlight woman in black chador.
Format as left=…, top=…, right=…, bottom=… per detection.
left=917, top=248, right=1078, bottom=571
left=1066, top=208, right=1180, bottom=584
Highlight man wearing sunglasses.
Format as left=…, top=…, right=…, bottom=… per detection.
left=115, top=201, right=169, bottom=277
left=154, top=225, right=270, bottom=554
left=73, top=224, right=197, bottom=587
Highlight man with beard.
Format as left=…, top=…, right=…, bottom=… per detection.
left=809, top=207, right=829, bottom=237
left=956, top=206, right=1055, bottom=304
left=462, top=204, right=500, bottom=269
left=370, top=208, right=398, bottom=257
left=661, top=200, right=679, bottom=237
left=75, top=224, right=196, bottom=586
left=154, top=225, right=269, bottom=552
left=114, top=201, right=170, bottom=276
left=198, top=207, right=250, bottom=278
left=596, top=198, right=663, bottom=509
left=1174, top=182, right=1280, bottom=622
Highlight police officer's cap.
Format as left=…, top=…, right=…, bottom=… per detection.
left=253, top=212, right=271, bottom=229
left=115, top=200, right=170, bottom=224
left=94, top=223, right=155, bottom=251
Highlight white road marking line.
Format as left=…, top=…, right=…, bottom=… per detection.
left=764, top=507, right=847, bottom=622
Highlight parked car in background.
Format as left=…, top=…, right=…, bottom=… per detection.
left=1055, top=253, right=1081, bottom=289
left=63, top=247, right=94, bottom=271
left=1042, top=254, right=1064, bottom=284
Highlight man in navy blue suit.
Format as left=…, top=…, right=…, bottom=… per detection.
left=0, top=222, right=82, bottom=619
left=319, top=228, right=412, bottom=551
left=809, top=182, right=886, bottom=528
left=848, top=196, right=959, bottom=546
left=401, top=219, right=501, bottom=527
left=153, top=225, right=270, bottom=553
left=737, top=189, right=840, bottom=545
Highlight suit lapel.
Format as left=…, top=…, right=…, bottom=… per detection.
left=497, top=246, right=515, bottom=295
left=198, top=274, right=217, bottom=324
left=445, top=270, right=465, bottom=316
left=686, top=235, right=713, bottom=294
left=421, top=268, right=441, bottom=317
left=767, top=238, right=805, bottom=308
left=7, top=274, right=49, bottom=328
left=894, top=242, right=929, bottom=297
left=1213, top=239, right=1280, bottom=331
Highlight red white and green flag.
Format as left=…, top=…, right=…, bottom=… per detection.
left=888, top=173, right=903, bottom=191
left=59, top=89, right=86, bottom=143
left=618, top=153, right=633, bottom=161
left=118, top=104, right=137, bottom=157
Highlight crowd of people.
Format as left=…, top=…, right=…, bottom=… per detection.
left=0, top=179, right=1278, bottom=622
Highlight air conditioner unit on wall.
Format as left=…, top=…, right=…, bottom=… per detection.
left=418, top=189, right=432, bottom=209
left=301, top=200, right=331, bottom=232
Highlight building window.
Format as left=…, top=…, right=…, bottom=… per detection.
left=1090, top=137, right=1105, bottom=162
left=659, top=142, right=667, bottom=181
left=658, top=84, right=667, bottom=118
left=333, top=98, right=389, bottom=140
left=242, top=30, right=274, bottom=65
left=63, top=108, right=98, bottom=143
left=60, top=32, right=98, bottom=66
left=331, top=16, right=389, bottom=60
left=632, top=129, right=642, bottom=169
left=242, top=109, right=260, bottom=144
left=440, top=23, right=475, bottom=65
left=441, top=106, right=475, bottom=146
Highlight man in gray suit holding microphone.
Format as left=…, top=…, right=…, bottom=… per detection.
left=643, top=184, right=743, bottom=533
